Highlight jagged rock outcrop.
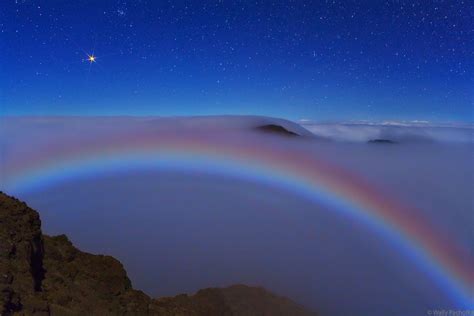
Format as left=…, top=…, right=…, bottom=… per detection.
left=0, top=192, right=316, bottom=316
left=0, top=193, right=49, bottom=315
left=41, top=234, right=153, bottom=315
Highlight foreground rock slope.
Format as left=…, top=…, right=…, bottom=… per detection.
left=0, top=192, right=316, bottom=315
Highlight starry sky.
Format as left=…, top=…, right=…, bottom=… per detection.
left=1, top=1, right=472, bottom=122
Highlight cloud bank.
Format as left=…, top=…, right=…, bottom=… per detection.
left=299, top=120, right=474, bottom=143
left=1, top=115, right=473, bottom=315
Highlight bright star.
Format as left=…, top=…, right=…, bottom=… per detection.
left=87, top=54, right=96, bottom=63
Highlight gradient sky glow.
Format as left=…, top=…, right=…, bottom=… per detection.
left=1, top=1, right=472, bottom=121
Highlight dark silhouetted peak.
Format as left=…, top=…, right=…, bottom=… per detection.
left=256, top=124, right=300, bottom=136
left=368, top=139, right=398, bottom=144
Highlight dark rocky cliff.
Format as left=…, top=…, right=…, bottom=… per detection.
left=0, top=192, right=316, bottom=316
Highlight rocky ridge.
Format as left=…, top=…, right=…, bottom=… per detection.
left=0, top=192, right=316, bottom=316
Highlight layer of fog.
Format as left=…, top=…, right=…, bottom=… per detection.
left=1, top=116, right=473, bottom=316
left=300, top=120, right=473, bottom=143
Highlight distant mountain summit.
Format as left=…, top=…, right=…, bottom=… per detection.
left=255, top=124, right=300, bottom=136
left=0, top=192, right=316, bottom=316
left=368, top=139, right=398, bottom=144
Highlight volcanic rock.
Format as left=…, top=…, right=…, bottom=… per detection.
left=0, top=192, right=316, bottom=316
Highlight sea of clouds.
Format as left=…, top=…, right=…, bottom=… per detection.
left=0, top=116, right=472, bottom=316
left=299, top=119, right=473, bottom=143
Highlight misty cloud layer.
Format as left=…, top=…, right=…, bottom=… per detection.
left=300, top=120, right=474, bottom=143
left=1, top=116, right=472, bottom=316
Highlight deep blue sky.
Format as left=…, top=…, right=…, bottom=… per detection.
left=1, top=1, right=472, bottom=122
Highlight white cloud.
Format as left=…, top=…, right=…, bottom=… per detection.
left=299, top=120, right=474, bottom=143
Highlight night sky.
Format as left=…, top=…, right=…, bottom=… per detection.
left=1, top=1, right=472, bottom=122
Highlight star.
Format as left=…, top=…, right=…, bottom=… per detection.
left=87, top=54, right=96, bottom=63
